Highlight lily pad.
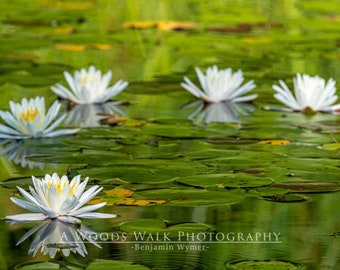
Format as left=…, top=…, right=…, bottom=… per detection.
left=29, top=149, right=130, bottom=165
left=177, top=174, right=273, bottom=188
left=14, top=261, right=82, bottom=270
left=134, top=188, right=245, bottom=206
left=247, top=187, right=288, bottom=198
left=270, top=181, right=340, bottom=193
left=322, top=143, right=340, bottom=150
left=299, top=120, right=340, bottom=134
left=86, top=259, right=150, bottom=270
left=143, top=122, right=239, bottom=138
left=262, top=194, right=308, bottom=203
left=226, top=260, right=305, bottom=269
left=78, top=160, right=207, bottom=183
left=114, top=219, right=214, bottom=237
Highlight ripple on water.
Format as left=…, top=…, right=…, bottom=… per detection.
left=110, top=243, right=221, bottom=270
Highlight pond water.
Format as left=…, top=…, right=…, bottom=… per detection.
left=0, top=0, right=339, bottom=269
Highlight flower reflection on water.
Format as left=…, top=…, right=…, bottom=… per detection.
left=14, top=219, right=100, bottom=258
left=64, top=102, right=127, bottom=128
left=0, top=139, right=53, bottom=170
left=184, top=100, right=256, bottom=124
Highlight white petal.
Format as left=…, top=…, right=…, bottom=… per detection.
left=5, top=213, right=48, bottom=222
left=75, top=212, right=117, bottom=219
left=57, top=216, right=81, bottom=224
left=69, top=202, right=107, bottom=216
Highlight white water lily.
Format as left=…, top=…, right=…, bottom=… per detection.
left=272, top=73, right=340, bottom=112
left=6, top=173, right=116, bottom=224
left=181, top=65, right=257, bottom=103
left=51, top=65, right=128, bottom=104
left=0, top=96, right=78, bottom=139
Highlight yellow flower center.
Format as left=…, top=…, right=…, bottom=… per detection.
left=19, top=107, right=39, bottom=122
left=46, top=179, right=75, bottom=196
left=80, top=75, right=96, bottom=88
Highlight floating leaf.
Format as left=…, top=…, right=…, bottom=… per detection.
left=123, top=21, right=196, bottom=31
left=177, top=174, right=273, bottom=188
left=114, top=219, right=214, bottom=237
left=116, top=198, right=167, bottom=206
left=78, top=160, right=207, bottom=183
left=322, top=143, right=340, bottom=150
left=207, top=25, right=252, bottom=33
left=89, top=187, right=167, bottom=206
left=134, top=188, right=245, bottom=206
left=271, top=181, right=340, bottom=193
left=55, top=43, right=86, bottom=51
left=86, top=259, right=150, bottom=270
left=46, top=26, right=75, bottom=35
left=88, top=44, right=112, bottom=50
left=247, top=187, right=288, bottom=198
left=299, top=120, right=340, bottom=134
left=226, top=260, right=305, bottom=269
left=105, top=188, right=135, bottom=198
left=15, top=261, right=82, bottom=270
left=262, top=194, right=308, bottom=203
left=259, top=140, right=291, bottom=145
left=157, top=21, right=196, bottom=31
left=242, top=37, right=271, bottom=44
left=123, top=21, right=157, bottom=29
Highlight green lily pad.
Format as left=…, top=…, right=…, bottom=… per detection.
left=14, top=261, right=82, bottom=270
left=185, top=149, right=240, bottom=160
left=177, top=174, right=273, bottom=188
left=29, top=149, right=129, bottom=165
left=78, top=160, right=207, bottom=183
left=262, top=194, right=308, bottom=203
left=114, top=219, right=214, bottom=237
left=143, top=122, right=239, bottom=138
left=86, top=259, right=150, bottom=270
left=247, top=187, right=288, bottom=198
left=134, top=188, right=245, bottom=206
left=78, top=127, right=144, bottom=139
left=322, top=143, right=340, bottom=150
left=270, top=181, right=340, bottom=193
left=226, top=260, right=305, bottom=270
left=299, top=120, right=340, bottom=134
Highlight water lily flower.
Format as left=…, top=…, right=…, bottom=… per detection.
left=180, top=65, right=257, bottom=103
left=6, top=173, right=116, bottom=224
left=0, top=96, right=78, bottom=139
left=271, top=73, right=340, bottom=112
left=15, top=219, right=100, bottom=258
left=51, top=65, right=128, bottom=104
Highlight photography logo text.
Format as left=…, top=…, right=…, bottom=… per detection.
left=61, top=230, right=282, bottom=252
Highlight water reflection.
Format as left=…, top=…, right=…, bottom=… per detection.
left=14, top=219, right=100, bottom=258
left=65, top=102, right=127, bottom=128
left=0, top=139, right=48, bottom=170
left=184, top=100, right=255, bottom=124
